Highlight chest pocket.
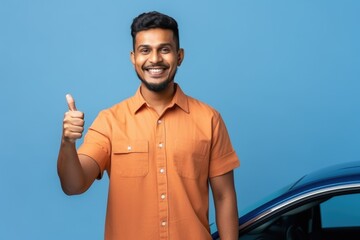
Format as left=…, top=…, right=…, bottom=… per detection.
left=112, top=140, right=149, bottom=177
left=173, top=139, right=210, bottom=179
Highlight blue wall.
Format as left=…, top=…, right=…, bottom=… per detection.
left=1, top=1, right=359, bottom=239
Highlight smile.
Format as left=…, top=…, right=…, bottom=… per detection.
left=144, top=66, right=168, bottom=76
left=148, top=68, right=165, bottom=74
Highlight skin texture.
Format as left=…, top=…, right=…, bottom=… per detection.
left=57, top=27, right=238, bottom=240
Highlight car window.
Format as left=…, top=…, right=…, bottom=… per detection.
left=320, top=193, right=360, bottom=228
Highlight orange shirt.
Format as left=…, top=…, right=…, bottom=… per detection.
left=78, top=84, right=240, bottom=240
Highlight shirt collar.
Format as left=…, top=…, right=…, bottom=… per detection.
left=131, top=83, right=189, bottom=114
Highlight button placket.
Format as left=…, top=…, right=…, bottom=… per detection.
left=155, top=117, right=169, bottom=238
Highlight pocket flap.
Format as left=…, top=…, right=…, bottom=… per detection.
left=113, top=140, right=148, bottom=154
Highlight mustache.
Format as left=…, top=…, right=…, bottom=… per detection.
left=143, top=64, right=169, bottom=69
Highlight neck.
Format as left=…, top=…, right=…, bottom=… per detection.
left=140, top=82, right=176, bottom=115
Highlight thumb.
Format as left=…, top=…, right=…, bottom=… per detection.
left=66, top=94, right=77, bottom=111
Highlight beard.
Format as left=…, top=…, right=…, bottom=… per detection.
left=135, top=68, right=177, bottom=93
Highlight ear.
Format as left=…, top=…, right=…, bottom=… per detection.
left=177, top=48, right=184, bottom=66
left=130, top=51, right=135, bottom=65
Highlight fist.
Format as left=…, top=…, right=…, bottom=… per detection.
left=63, top=94, right=85, bottom=143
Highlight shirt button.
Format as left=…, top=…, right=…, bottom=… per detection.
left=159, top=143, right=164, bottom=148
left=127, top=146, right=132, bottom=151
left=157, top=119, right=162, bottom=124
left=161, top=221, right=167, bottom=227
left=160, top=194, right=166, bottom=200
left=160, top=168, right=165, bottom=174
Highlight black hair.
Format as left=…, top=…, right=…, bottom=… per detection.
left=131, top=11, right=180, bottom=50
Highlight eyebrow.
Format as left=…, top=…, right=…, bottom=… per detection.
left=136, top=43, right=173, bottom=50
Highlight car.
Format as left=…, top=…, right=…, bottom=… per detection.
left=211, top=161, right=360, bottom=240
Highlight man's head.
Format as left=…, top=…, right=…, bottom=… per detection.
left=130, top=12, right=184, bottom=93
left=131, top=11, right=180, bottom=51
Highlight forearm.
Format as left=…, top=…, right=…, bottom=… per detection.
left=211, top=171, right=239, bottom=240
left=215, top=194, right=239, bottom=240
left=57, top=139, right=87, bottom=195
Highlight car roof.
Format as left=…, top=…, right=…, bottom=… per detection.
left=289, top=161, right=360, bottom=192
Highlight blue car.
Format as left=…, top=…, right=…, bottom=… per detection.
left=212, top=161, right=360, bottom=240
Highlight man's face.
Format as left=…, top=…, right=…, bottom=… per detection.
left=131, top=28, right=184, bottom=92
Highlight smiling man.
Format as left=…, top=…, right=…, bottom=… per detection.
left=132, top=27, right=181, bottom=93
left=57, top=11, right=240, bottom=240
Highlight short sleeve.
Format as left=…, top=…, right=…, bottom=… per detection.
left=78, top=111, right=111, bottom=178
left=208, top=113, right=240, bottom=178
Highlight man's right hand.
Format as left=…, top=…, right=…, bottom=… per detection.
left=62, top=94, right=85, bottom=143
left=58, top=94, right=99, bottom=195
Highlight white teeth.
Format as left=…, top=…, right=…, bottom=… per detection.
left=148, top=68, right=164, bottom=74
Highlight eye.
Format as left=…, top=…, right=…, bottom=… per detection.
left=160, top=47, right=171, bottom=54
left=139, top=48, right=150, bottom=55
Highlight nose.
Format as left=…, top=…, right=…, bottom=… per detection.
left=149, top=50, right=162, bottom=63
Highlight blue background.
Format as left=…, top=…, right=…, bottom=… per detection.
left=1, top=0, right=359, bottom=239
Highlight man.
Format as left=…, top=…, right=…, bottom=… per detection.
left=57, top=11, right=240, bottom=240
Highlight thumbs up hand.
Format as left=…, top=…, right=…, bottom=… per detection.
left=63, top=94, right=85, bottom=143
